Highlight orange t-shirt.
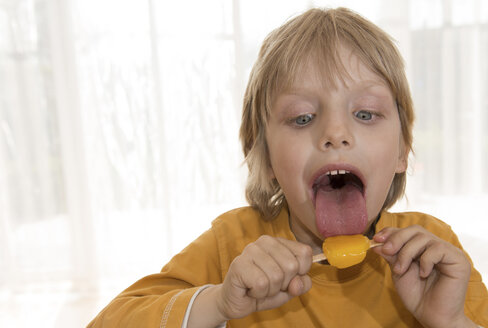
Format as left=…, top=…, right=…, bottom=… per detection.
left=88, top=206, right=488, bottom=327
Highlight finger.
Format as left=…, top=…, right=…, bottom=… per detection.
left=418, top=241, right=468, bottom=279
left=273, top=238, right=311, bottom=291
left=275, top=237, right=313, bottom=274
left=373, top=227, right=400, bottom=264
left=253, top=236, right=298, bottom=291
left=232, top=257, right=270, bottom=299
left=255, top=275, right=312, bottom=312
left=256, top=236, right=311, bottom=291
left=393, top=232, right=433, bottom=275
left=373, top=226, right=399, bottom=243
left=243, top=241, right=284, bottom=297
left=287, top=274, right=312, bottom=297
left=372, top=245, right=397, bottom=266
left=255, top=290, right=293, bottom=312
left=373, top=227, right=404, bottom=263
left=378, top=225, right=427, bottom=256
left=418, top=243, right=442, bottom=278
left=252, top=254, right=285, bottom=297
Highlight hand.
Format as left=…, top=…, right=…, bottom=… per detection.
left=373, top=226, right=475, bottom=328
left=216, top=235, right=313, bottom=320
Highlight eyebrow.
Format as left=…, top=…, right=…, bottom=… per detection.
left=272, top=93, right=318, bottom=111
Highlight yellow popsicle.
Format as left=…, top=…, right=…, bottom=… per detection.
left=312, top=234, right=382, bottom=268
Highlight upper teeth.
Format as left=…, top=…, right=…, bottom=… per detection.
left=327, top=170, right=350, bottom=176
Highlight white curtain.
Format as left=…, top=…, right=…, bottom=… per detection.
left=1, top=0, right=487, bottom=326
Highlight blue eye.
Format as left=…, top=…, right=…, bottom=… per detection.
left=294, top=114, right=314, bottom=125
left=355, top=110, right=373, bottom=120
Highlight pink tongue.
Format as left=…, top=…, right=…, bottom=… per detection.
left=315, top=184, right=368, bottom=238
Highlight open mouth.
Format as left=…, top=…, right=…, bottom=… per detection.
left=312, top=169, right=365, bottom=204
left=311, top=166, right=368, bottom=237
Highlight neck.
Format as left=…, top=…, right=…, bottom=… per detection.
left=288, top=209, right=324, bottom=255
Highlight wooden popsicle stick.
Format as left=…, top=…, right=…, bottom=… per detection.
left=312, top=241, right=384, bottom=263
left=312, top=253, right=327, bottom=262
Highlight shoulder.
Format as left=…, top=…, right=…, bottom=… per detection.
left=210, top=206, right=277, bottom=244
left=209, top=206, right=273, bottom=272
left=382, top=211, right=450, bottom=229
left=379, top=211, right=457, bottom=243
left=211, top=206, right=264, bottom=234
left=209, top=206, right=292, bottom=273
left=212, top=206, right=263, bottom=225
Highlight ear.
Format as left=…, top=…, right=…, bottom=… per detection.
left=395, top=148, right=409, bottom=174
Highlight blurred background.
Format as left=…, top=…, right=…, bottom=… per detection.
left=1, top=0, right=487, bottom=326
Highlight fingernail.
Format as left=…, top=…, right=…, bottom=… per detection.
left=383, top=242, right=393, bottom=250
left=394, top=262, right=402, bottom=273
left=374, top=234, right=386, bottom=242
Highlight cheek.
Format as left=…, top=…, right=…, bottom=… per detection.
left=270, top=144, right=304, bottom=179
left=268, top=139, right=309, bottom=194
left=371, top=142, right=402, bottom=187
left=362, top=128, right=403, bottom=209
left=365, top=124, right=403, bottom=166
left=268, top=131, right=307, bottom=171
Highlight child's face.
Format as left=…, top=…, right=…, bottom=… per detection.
left=266, top=47, right=407, bottom=249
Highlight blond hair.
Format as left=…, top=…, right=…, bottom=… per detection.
left=239, top=7, right=415, bottom=220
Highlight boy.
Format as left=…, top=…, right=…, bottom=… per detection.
left=88, top=7, right=488, bottom=327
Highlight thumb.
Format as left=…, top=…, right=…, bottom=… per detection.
left=373, top=244, right=397, bottom=267
left=288, top=275, right=312, bottom=297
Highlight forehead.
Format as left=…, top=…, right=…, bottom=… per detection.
left=282, top=47, right=390, bottom=96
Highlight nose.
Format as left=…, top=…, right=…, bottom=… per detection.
left=318, top=114, right=354, bottom=150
